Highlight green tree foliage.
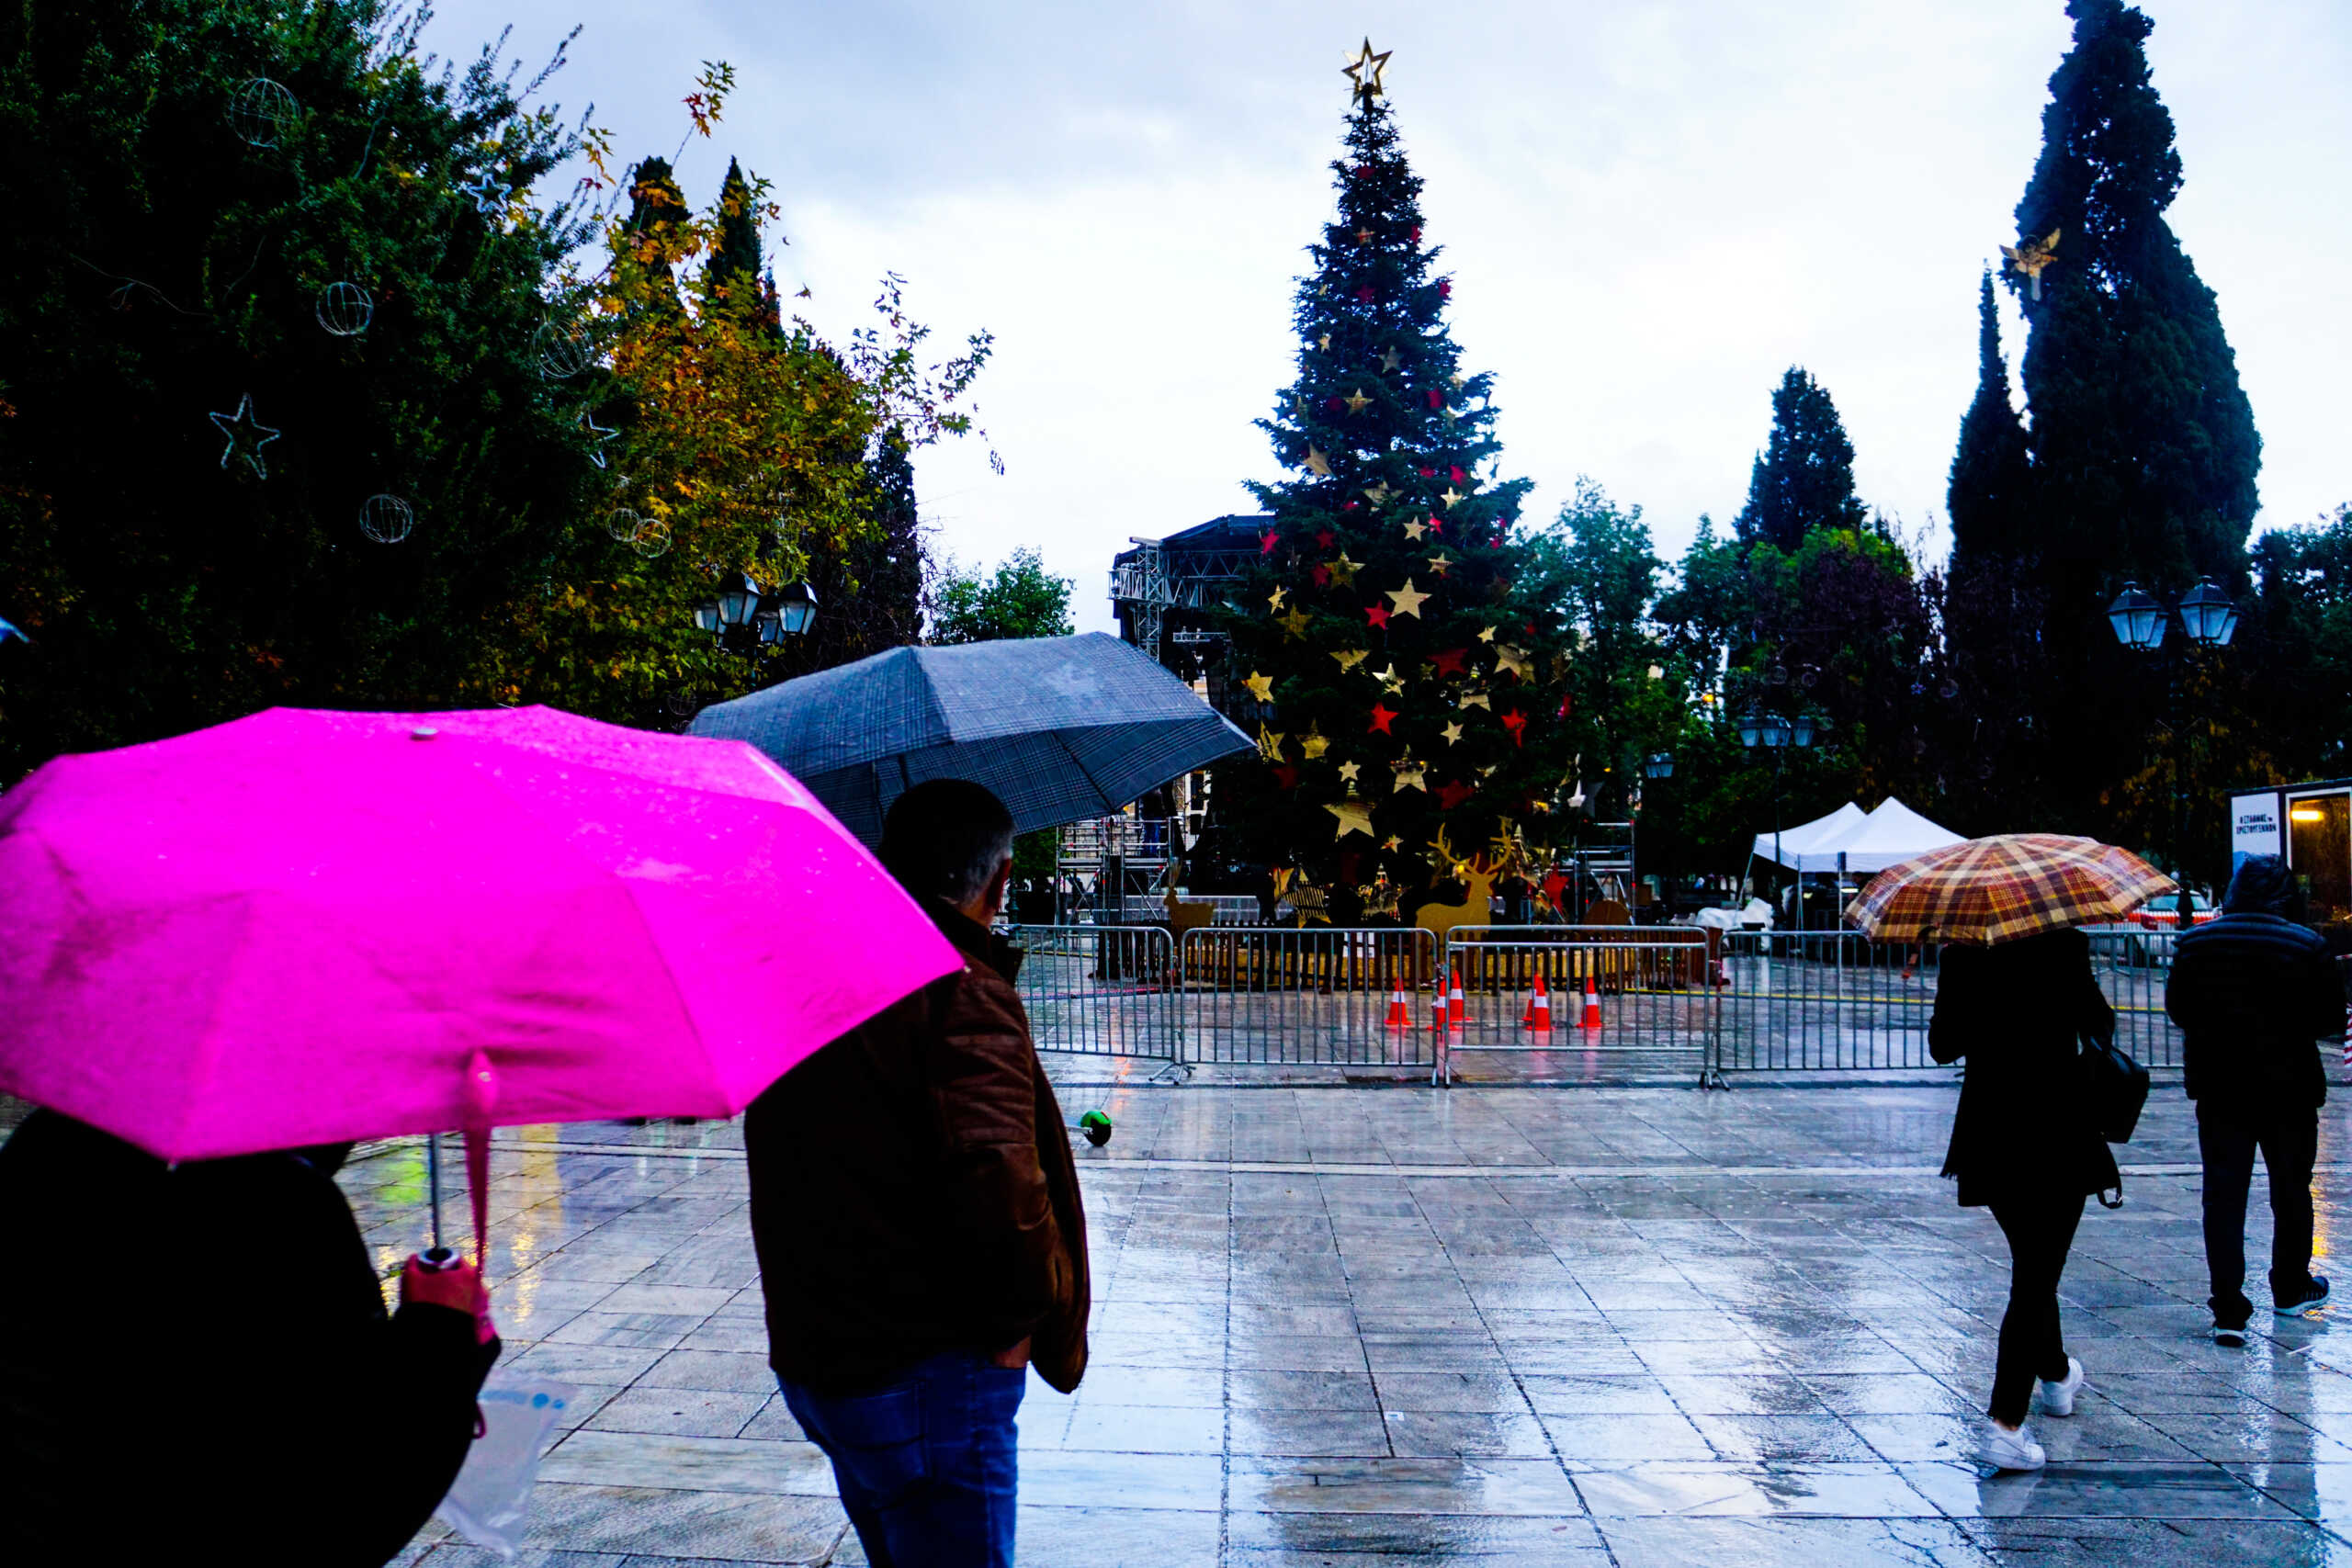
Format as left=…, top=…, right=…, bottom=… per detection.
left=0, top=0, right=605, bottom=779
left=1536, top=479, right=1679, bottom=819
left=1733, top=367, right=1869, bottom=553
left=929, top=546, right=1072, bottom=644
left=1211, top=81, right=1570, bottom=919
left=1947, top=271, right=2034, bottom=567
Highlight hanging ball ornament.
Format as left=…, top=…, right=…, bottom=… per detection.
left=605, top=506, right=643, bottom=544
left=358, top=494, right=415, bottom=545
left=631, top=519, right=673, bottom=558
left=534, top=317, right=596, bottom=379
left=229, top=77, right=300, bottom=148
left=315, top=281, right=374, bottom=336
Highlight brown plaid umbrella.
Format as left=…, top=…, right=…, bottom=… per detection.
left=1844, top=833, right=2174, bottom=946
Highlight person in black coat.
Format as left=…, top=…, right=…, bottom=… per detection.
left=0, top=1110, right=500, bottom=1566
left=2166, top=854, right=2350, bottom=1342
left=1928, top=925, right=2119, bottom=1472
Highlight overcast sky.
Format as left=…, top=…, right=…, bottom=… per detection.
left=428, top=1, right=2352, bottom=633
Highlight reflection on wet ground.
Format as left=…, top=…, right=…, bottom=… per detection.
left=355, top=1083, right=2352, bottom=1566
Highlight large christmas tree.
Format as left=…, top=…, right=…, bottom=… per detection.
left=1210, top=43, right=1568, bottom=925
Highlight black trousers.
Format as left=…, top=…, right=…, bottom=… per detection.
left=1986, top=1194, right=2085, bottom=1427
left=2198, top=1103, right=2319, bottom=1326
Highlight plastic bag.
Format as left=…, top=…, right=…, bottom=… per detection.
left=432, top=1376, right=578, bottom=1560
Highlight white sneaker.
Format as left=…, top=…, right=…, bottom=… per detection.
left=2039, top=1356, right=2085, bottom=1417
left=1984, top=1422, right=2047, bottom=1472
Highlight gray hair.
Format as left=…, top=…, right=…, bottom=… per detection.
left=878, top=779, right=1016, bottom=907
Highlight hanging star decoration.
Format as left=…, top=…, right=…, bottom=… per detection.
left=1329, top=552, right=1361, bottom=586
left=1257, top=726, right=1286, bottom=762
left=1272, top=764, right=1301, bottom=791
left=1244, top=671, right=1275, bottom=703
left=1268, top=586, right=1288, bottom=611
left=1363, top=482, right=1392, bottom=508
left=1440, top=486, right=1464, bottom=510
left=1442, top=720, right=1464, bottom=746
left=209, top=393, right=281, bottom=479
left=1477, top=624, right=1498, bottom=643
left=1331, top=648, right=1369, bottom=672
left=1402, top=518, right=1427, bottom=542
left=1300, top=724, right=1330, bottom=760
left=1383, top=835, right=1403, bottom=852
left=1460, top=689, right=1491, bottom=711
left=1315, top=528, right=1336, bottom=549
left=1317, top=333, right=1332, bottom=353
left=458, top=171, right=507, bottom=216
left=1425, top=514, right=1443, bottom=535
left=1427, top=552, right=1453, bottom=577
left=1494, top=644, right=1531, bottom=681
left=1429, top=648, right=1469, bottom=677
left=1310, top=564, right=1332, bottom=587
left=579, top=408, right=616, bottom=468
left=1367, top=704, right=1398, bottom=735
left=1260, top=529, right=1280, bottom=557
left=1306, top=445, right=1332, bottom=477
left=1357, top=873, right=1401, bottom=921
left=1278, top=608, right=1312, bottom=640
left=1374, top=661, right=1406, bottom=695
left=1327, top=794, right=1375, bottom=840
left=1441, top=405, right=1460, bottom=425
left=2002, top=228, right=2062, bottom=300
left=1343, top=387, right=1371, bottom=415
left=1450, top=369, right=1468, bottom=388
left=1500, top=709, right=1529, bottom=747
left=1364, top=603, right=1391, bottom=630
left=1385, top=579, right=1430, bottom=618
left=1379, top=345, right=1402, bottom=373
left=1436, top=780, right=1475, bottom=810
left=1342, top=37, right=1392, bottom=103
left=1391, top=754, right=1428, bottom=794
left=1337, top=761, right=1363, bottom=784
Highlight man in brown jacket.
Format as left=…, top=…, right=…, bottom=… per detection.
left=746, top=779, right=1089, bottom=1568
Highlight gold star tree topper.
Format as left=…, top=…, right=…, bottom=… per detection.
left=1343, top=38, right=1391, bottom=103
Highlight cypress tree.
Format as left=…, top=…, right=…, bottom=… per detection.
left=2009, top=0, right=2259, bottom=592
left=707, top=157, right=765, bottom=319
left=1947, top=270, right=2034, bottom=566
left=1733, top=367, right=1869, bottom=553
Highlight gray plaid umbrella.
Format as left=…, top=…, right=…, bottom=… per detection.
left=689, top=633, right=1253, bottom=842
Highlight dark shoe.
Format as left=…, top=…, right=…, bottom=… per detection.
left=2213, top=1322, right=2246, bottom=1347
left=2276, top=1277, right=2332, bottom=1318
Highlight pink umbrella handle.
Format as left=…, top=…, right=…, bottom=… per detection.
left=462, top=1050, right=499, bottom=1274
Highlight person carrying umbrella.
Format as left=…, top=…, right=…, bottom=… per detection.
left=2165, top=853, right=2349, bottom=1343
left=744, top=779, right=1091, bottom=1568
left=1850, top=834, right=2173, bottom=1473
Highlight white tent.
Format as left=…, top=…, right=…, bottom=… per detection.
left=1820, top=798, right=1968, bottom=874
left=1751, top=802, right=1867, bottom=871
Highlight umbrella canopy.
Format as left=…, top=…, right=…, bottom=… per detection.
left=0, top=705, right=960, bottom=1161
left=690, top=631, right=1253, bottom=842
left=1845, top=833, right=2174, bottom=945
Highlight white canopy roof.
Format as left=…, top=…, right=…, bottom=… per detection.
left=1756, top=797, right=1966, bottom=874
left=1752, top=802, right=1867, bottom=870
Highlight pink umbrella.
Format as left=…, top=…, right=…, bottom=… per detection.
left=0, top=705, right=961, bottom=1173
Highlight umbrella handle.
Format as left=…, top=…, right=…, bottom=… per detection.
left=462, top=1049, right=499, bottom=1274
left=425, top=1131, right=443, bottom=1252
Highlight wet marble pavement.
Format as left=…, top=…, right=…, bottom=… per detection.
left=368, top=1082, right=2352, bottom=1566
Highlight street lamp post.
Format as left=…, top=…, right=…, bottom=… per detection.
left=2106, top=577, right=2237, bottom=882
left=691, top=577, right=820, bottom=656
left=1740, top=707, right=1825, bottom=931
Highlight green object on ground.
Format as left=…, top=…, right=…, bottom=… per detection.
left=1078, top=1110, right=1113, bottom=1147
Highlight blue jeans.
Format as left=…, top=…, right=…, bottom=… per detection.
left=782, top=1351, right=1024, bottom=1568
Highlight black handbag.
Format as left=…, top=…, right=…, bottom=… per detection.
left=2081, top=1030, right=2151, bottom=1145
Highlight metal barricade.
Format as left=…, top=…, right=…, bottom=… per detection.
left=1713, top=930, right=1940, bottom=1072
left=1443, top=931, right=1720, bottom=1084
left=1007, top=925, right=1178, bottom=1065
left=1178, top=926, right=1439, bottom=1071
left=2083, top=924, right=2182, bottom=1067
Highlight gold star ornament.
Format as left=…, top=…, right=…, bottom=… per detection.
left=1301, top=724, right=1330, bottom=760
left=1331, top=648, right=1369, bottom=672
left=1383, top=835, right=1402, bottom=852
left=1257, top=727, right=1285, bottom=761
left=1494, top=644, right=1530, bottom=681
left=1329, top=552, right=1361, bottom=586
left=1267, top=586, right=1287, bottom=611
left=1317, top=333, right=1332, bottom=352
left=1427, top=552, right=1453, bottom=577
left=1342, top=37, right=1392, bottom=103
left=1374, top=661, right=1406, bottom=695
left=1440, top=486, right=1464, bottom=510
left=1391, top=757, right=1427, bottom=794
left=1327, top=795, right=1375, bottom=840
left=1379, top=345, right=1402, bottom=373
left=1363, top=482, right=1392, bottom=508
left=1337, top=761, right=1363, bottom=783
left=1402, top=517, right=1427, bottom=542
left=1385, top=578, right=1430, bottom=618
left=1305, top=445, right=1332, bottom=477
left=1244, top=671, right=1276, bottom=702
left=1477, top=625, right=1497, bottom=643
left=1343, top=387, right=1371, bottom=415
left=1442, top=721, right=1464, bottom=745
left=1278, top=608, right=1312, bottom=640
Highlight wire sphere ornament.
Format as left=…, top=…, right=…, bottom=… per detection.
left=664, top=688, right=701, bottom=717
left=631, top=519, right=673, bottom=558
left=315, top=281, right=374, bottom=336
left=534, top=317, right=596, bottom=379
left=605, top=506, right=643, bottom=544
left=358, top=493, right=415, bottom=544
left=229, top=77, right=300, bottom=148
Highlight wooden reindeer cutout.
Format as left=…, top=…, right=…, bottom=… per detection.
left=1412, top=827, right=1498, bottom=944
left=1162, top=855, right=1217, bottom=942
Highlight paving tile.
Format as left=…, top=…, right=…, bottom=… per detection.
left=1231, top=1406, right=1395, bottom=1457
left=1383, top=1409, right=1555, bottom=1459
left=1539, top=1412, right=1713, bottom=1462
left=1594, top=1515, right=1997, bottom=1567
left=1228, top=1456, right=1589, bottom=1516
left=582, top=1386, right=771, bottom=1439
left=1568, top=1460, right=1938, bottom=1517
left=1062, top=1403, right=1226, bottom=1453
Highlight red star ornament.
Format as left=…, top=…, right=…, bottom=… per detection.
left=1427, top=515, right=1443, bottom=535
left=1427, top=389, right=1443, bottom=409
left=1311, top=564, right=1331, bottom=587
left=1260, top=530, right=1279, bottom=557
left=1440, top=279, right=1452, bottom=298
left=1449, top=465, right=1465, bottom=483
left=1542, top=869, right=1568, bottom=909
left=1418, top=466, right=1435, bottom=478
left=1355, top=285, right=1375, bottom=303
left=1315, top=529, right=1335, bottom=549
left=1430, top=648, right=1469, bottom=677
left=1353, top=164, right=1372, bottom=177
left=1500, top=708, right=1529, bottom=747
left=1272, top=764, right=1301, bottom=791
left=1367, top=704, right=1398, bottom=735
left=1364, top=603, right=1390, bottom=629
left=1409, top=225, right=1422, bottom=242
left=1436, top=779, right=1475, bottom=810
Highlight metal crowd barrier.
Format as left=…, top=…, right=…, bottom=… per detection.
left=1712, top=930, right=1939, bottom=1072
left=1442, top=930, right=1721, bottom=1084
left=1007, top=925, right=1179, bottom=1066
left=1177, top=926, right=1439, bottom=1071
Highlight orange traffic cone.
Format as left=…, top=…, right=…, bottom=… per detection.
left=1521, top=972, right=1552, bottom=1032
left=1579, top=976, right=1602, bottom=1030
left=1430, top=966, right=1450, bottom=1036
left=1384, top=968, right=1411, bottom=1030
left=1448, top=966, right=1466, bottom=1030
